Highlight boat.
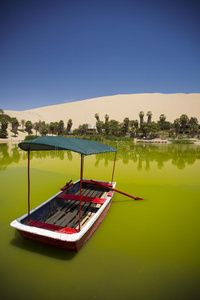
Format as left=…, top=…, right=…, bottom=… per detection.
left=10, top=136, right=118, bottom=252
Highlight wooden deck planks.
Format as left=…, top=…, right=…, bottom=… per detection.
left=55, top=201, right=84, bottom=227
left=44, top=183, right=109, bottom=229
left=45, top=199, right=74, bottom=224
left=67, top=201, right=91, bottom=228
left=77, top=203, right=102, bottom=229
left=53, top=200, right=81, bottom=226
left=61, top=187, right=103, bottom=228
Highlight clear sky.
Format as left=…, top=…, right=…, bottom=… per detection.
left=0, top=0, right=200, bottom=111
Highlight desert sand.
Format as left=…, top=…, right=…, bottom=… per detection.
left=2, top=93, right=200, bottom=141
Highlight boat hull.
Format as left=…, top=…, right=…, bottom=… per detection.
left=11, top=180, right=115, bottom=252
left=17, top=201, right=111, bottom=252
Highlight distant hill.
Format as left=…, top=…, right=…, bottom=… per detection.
left=4, top=93, right=200, bottom=129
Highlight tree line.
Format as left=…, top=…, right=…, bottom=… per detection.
left=0, top=109, right=72, bottom=138
left=77, top=112, right=199, bottom=139
left=0, top=108, right=199, bottom=139
left=22, top=119, right=73, bottom=136
left=0, top=110, right=20, bottom=138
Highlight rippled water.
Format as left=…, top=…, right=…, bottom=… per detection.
left=0, top=141, right=200, bottom=300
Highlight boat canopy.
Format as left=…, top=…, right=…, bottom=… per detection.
left=18, top=136, right=118, bottom=156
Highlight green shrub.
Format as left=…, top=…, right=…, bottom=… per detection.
left=24, top=135, right=38, bottom=141
left=169, top=139, right=194, bottom=144
left=10, top=130, right=18, bottom=135
left=0, top=129, right=8, bottom=138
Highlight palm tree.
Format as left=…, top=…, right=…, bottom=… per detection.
left=77, top=124, right=88, bottom=135
left=11, top=117, right=19, bottom=136
left=130, top=126, right=136, bottom=138
left=174, top=119, right=180, bottom=137
left=139, top=111, right=144, bottom=127
left=180, top=114, right=189, bottom=135
left=25, top=120, right=33, bottom=135
left=95, top=113, right=100, bottom=122
left=140, top=122, right=150, bottom=138
left=1, top=118, right=8, bottom=130
left=37, top=120, right=43, bottom=134
left=108, top=120, right=120, bottom=136
left=103, top=121, right=109, bottom=135
left=96, top=121, right=103, bottom=134
left=0, top=117, right=8, bottom=138
left=41, top=125, right=48, bottom=136
left=1, top=118, right=8, bottom=132
left=149, top=122, right=159, bottom=139
left=133, top=120, right=139, bottom=129
left=104, top=114, right=109, bottom=123
left=147, top=111, right=152, bottom=124
left=189, top=117, right=198, bottom=125
left=50, top=122, right=55, bottom=135
left=159, top=114, right=166, bottom=131
left=58, top=120, right=64, bottom=135
left=123, top=117, right=130, bottom=136
left=189, top=123, right=198, bottom=138
left=39, top=121, right=46, bottom=135
left=133, top=120, right=139, bottom=137
left=54, top=122, right=59, bottom=135
left=34, top=122, right=40, bottom=135
left=66, top=119, right=73, bottom=134
left=189, top=117, right=198, bottom=137
left=21, top=119, right=25, bottom=129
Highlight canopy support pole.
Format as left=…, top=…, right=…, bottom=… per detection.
left=28, top=150, right=30, bottom=221
left=111, top=152, right=117, bottom=183
left=79, top=154, right=84, bottom=231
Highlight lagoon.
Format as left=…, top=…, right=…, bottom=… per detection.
left=0, top=141, right=200, bottom=300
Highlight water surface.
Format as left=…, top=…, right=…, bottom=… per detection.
left=0, top=141, right=200, bottom=300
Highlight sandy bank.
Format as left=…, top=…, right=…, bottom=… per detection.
left=4, top=93, right=200, bottom=130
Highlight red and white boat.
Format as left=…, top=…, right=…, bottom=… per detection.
left=10, top=136, right=118, bottom=252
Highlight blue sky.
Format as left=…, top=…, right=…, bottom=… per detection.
left=0, top=0, right=200, bottom=110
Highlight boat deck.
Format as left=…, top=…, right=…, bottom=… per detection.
left=44, top=183, right=109, bottom=230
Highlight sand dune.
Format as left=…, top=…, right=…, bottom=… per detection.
left=4, top=93, right=200, bottom=130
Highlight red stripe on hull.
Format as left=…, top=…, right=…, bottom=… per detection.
left=17, top=201, right=112, bottom=252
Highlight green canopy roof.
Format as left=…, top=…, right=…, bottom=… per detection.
left=18, top=136, right=117, bottom=156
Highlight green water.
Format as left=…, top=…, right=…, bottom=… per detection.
left=0, top=141, right=200, bottom=300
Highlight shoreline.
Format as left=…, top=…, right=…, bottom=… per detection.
left=1, top=135, right=199, bottom=145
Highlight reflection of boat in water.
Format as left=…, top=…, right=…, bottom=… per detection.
left=10, top=136, right=118, bottom=252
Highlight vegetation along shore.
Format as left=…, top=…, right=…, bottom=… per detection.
left=0, top=108, right=199, bottom=144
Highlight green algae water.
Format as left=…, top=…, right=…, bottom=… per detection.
left=0, top=141, right=200, bottom=300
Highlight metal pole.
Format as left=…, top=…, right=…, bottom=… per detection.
left=28, top=150, right=30, bottom=222
left=111, top=152, right=117, bottom=183
left=79, top=154, right=84, bottom=231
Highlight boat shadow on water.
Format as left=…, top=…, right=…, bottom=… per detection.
left=10, top=231, right=77, bottom=260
